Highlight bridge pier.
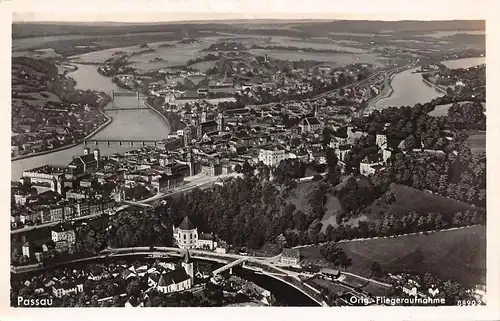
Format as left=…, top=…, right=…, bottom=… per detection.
left=130, top=142, right=133, bottom=146
left=95, top=141, right=99, bottom=145
left=142, top=141, right=145, bottom=146
left=119, top=141, right=122, bottom=146
left=107, top=141, right=110, bottom=145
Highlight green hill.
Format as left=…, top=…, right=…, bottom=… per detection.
left=365, top=183, right=479, bottom=220
left=300, top=225, right=486, bottom=288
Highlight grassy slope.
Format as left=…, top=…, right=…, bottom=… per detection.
left=365, top=183, right=478, bottom=220
left=12, top=58, right=62, bottom=109
left=286, top=181, right=343, bottom=230
left=299, top=225, right=486, bottom=288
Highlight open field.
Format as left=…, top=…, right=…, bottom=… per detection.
left=12, top=49, right=62, bottom=60
left=12, top=34, right=95, bottom=51
left=429, top=101, right=486, bottom=117
left=365, top=183, right=478, bottom=220
left=16, top=92, right=62, bottom=104
left=249, top=49, right=383, bottom=67
left=188, top=60, right=217, bottom=72
left=420, top=30, right=485, bottom=38
left=71, top=39, right=214, bottom=66
left=467, top=130, right=486, bottom=154
left=299, top=225, right=486, bottom=288
left=266, top=36, right=368, bottom=53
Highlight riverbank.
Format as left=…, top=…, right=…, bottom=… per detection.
left=145, top=99, right=173, bottom=132
left=364, top=72, right=395, bottom=112
left=421, top=77, right=447, bottom=94
left=11, top=110, right=113, bottom=162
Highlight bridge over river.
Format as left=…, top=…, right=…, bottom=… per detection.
left=83, top=139, right=164, bottom=146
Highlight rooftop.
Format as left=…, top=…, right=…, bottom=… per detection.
left=282, top=248, right=300, bottom=259
left=158, top=268, right=190, bottom=286
left=177, top=216, right=196, bottom=231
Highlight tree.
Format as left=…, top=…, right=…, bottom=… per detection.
left=11, top=248, right=22, bottom=265
left=371, top=261, right=382, bottom=276
left=276, top=234, right=288, bottom=250
left=126, top=279, right=142, bottom=297
left=322, top=127, right=333, bottom=147
left=320, top=241, right=352, bottom=269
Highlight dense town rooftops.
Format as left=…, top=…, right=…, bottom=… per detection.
left=68, top=155, right=96, bottom=167
left=24, top=165, right=66, bottom=175
left=304, top=117, right=321, bottom=125
left=260, top=144, right=286, bottom=151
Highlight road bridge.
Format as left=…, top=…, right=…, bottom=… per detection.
left=84, top=139, right=163, bottom=146
left=106, top=107, right=150, bottom=111
left=212, top=257, right=248, bottom=275
left=122, top=200, right=152, bottom=208
left=112, top=90, right=140, bottom=100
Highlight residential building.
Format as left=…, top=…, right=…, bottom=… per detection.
left=22, top=241, right=34, bottom=258
left=216, top=241, right=229, bottom=254
left=197, top=233, right=217, bottom=250
left=51, top=226, right=76, bottom=244
left=280, top=248, right=301, bottom=265
left=52, top=281, right=84, bottom=298
left=258, top=145, right=288, bottom=167
left=299, top=117, right=322, bottom=133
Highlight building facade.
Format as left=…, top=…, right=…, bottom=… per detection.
left=173, top=216, right=198, bottom=249
left=258, top=145, right=288, bottom=167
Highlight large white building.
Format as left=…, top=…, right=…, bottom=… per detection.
left=173, top=216, right=198, bottom=249
left=51, top=225, right=76, bottom=244
left=258, top=145, right=289, bottom=167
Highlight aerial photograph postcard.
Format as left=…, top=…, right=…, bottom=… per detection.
left=8, top=4, right=488, bottom=311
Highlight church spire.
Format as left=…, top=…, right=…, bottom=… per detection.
left=183, top=249, right=192, bottom=263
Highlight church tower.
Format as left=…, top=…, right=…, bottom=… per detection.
left=376, top=134, right=387, bottom=149
left=183, top=126, right=192, bottom=147
left=187, top=147, right=196, bottom=176
left=182, top=249, right=194, bottom=280
left=57, top=175, right=65, bottom=198
left=217, top=111, right=224, bottom=132
left=93, top=148, right=101, bottom=169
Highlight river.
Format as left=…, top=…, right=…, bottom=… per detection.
left=11, top=64, right=171, bottom=180
left=371, top=67, right=445, bottom=111
left=441, top=56, right=486, bottom=69
left=370, top=56, right=486, bottom=111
